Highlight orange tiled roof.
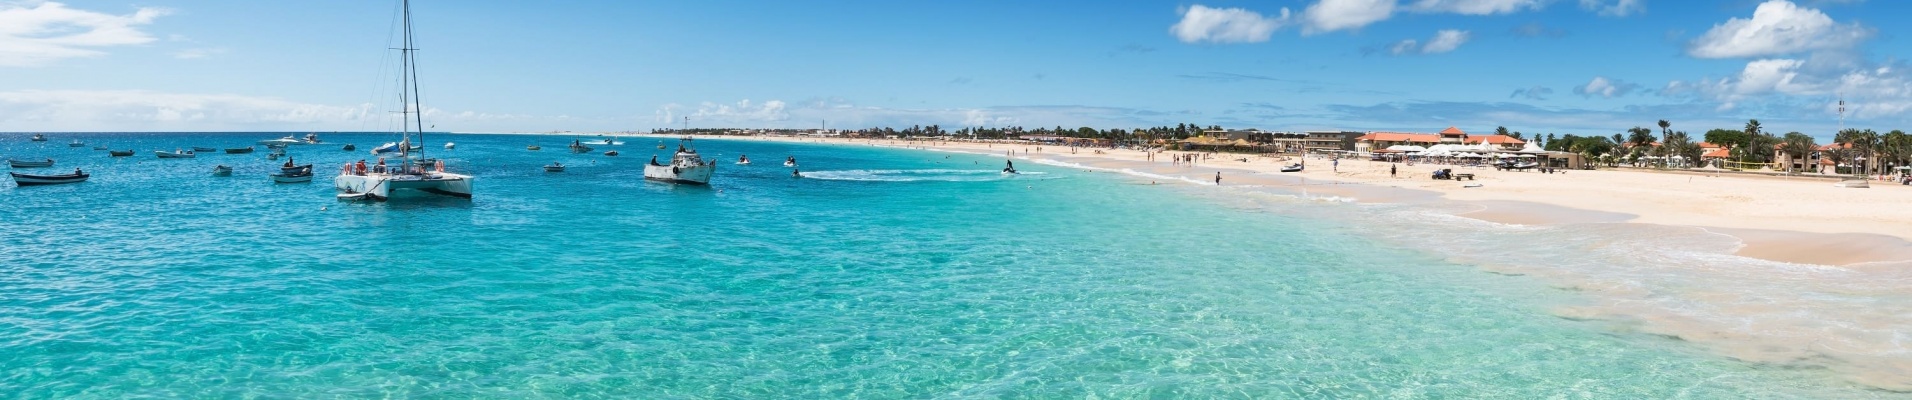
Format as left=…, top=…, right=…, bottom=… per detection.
left=1466, top=135, right=1525, bottom=145
left=1357, top=132, right=1439, bottom=142
left=1438, top=126, right=1466, bottom=135
left=1702, top=148, right=1730, bottom=158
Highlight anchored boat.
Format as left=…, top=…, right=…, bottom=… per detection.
left=8, top=158, right=54, bottom=168
left=643, top=139, right=716, bottom=185
left=334, top=0, right=473, bottom=201
left=10, top=170, right=87, bottom=186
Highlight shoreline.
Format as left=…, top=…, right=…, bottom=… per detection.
left=655, top=133, right=1912, bottom=267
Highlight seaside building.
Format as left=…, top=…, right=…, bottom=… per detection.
left=1304, top=131, right=1364, bottom=152
left=1353, top=127, right=1525, bottom=153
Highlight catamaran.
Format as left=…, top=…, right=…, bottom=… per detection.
left=334, top=0, right=472, bottom=201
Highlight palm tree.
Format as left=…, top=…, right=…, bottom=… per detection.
left=1835, top=128, right=1882, bottom=176
left=1662, top=131, right=1697, bottom=168
left=1658, top=119, right=1670, bottom=137
left=1883, top=130, right=1911, bottom=173
left=1777, top=132, right=1816, bottom=173
left=1626, top=126, right=1655, bottom=148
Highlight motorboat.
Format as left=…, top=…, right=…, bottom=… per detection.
left=257, top=136, right=304, bottom=146
left=10, top=170, right=87, bottom=186
left=604, top=150, right=619, bottom=156
left=1280, top=164, right=1304, bottom=172
left=656, top=141, right=665, bottom=150
left=212, top=165, right=233, bottom=176
left=108, top=150, right=135, bottom=157
left=588, top=139, right=620, bottom=146
left=569, top=141, right=593, bottom=153
left=332, top=2, right=473, bottom=202
left=737, top=155, right=750, bottom=165
left=443, top=142, right=455, bottom=149
left=69, top=140, right=85, bottom=147
left=527, top=145, right=541, bottom=151
left=643, top=140, right=716, bottom=184
left=271, top=164, right=314, bottom=183
left=267, top=152, right=282, bottom=161
left=304, top=132, right=322, bottom=144
left=544, top=162, right=565, bottom=172
left=342, top=144, right=356, bottom=151
left=156, top=149, right=195, bottom=158
left=8, top=158, right=54, bottom=168
left=30, top=134, right=47, bottom=142
left=371, top=142, right=398, bottom=154
left=191, top=147, right=218, bottom=152
left=224, top=146, right=255, bottom=154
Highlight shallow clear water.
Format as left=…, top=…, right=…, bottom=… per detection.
left=1, top=133, right=1904, bottom=397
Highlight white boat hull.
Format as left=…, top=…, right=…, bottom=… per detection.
left=335, top=172, right=474, bottom=200
left=155, top=151, right=196, bottom=158
left=271, top=174, right=313, bottom=183
left=644, top=163, right=715, bottom=184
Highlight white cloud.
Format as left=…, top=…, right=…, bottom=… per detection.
left=1409, top=0, right=1544, bottom=15
left=1573, top=76, right=1642, bottom=97
left=1303, top=0, right=1397, bottom=34
left=1390, top=29, right=1470, bottom=55
left=1686, top=0, right=1869, bottom=59
left=1170, top=5, right=1289, bottom=43
left=656, top=99, right=790, bottom=124
left=1578, top=0, right=1643, bottom=17
left=1662, top=57, right=1912, bottom=119
left=0, top=90, right=369, bottom=129
left=0, top=1, right=171, bottom=67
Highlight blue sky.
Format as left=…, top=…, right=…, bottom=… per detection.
left=1, top=0, right=1907, bottom=140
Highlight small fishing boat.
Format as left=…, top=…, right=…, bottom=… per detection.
left=604, top=150, right=619, bottom=156
left=443, top=142, right=456, bottom=149
left=267, top=152, right=282, bottom=161
left=8, top=158, right=54, bottom=168
left=644, top=139, right=716, bottom=184
left=271, top=164, right=314, bottom=183
left=737, top=155, right=750, bottom=165
left=155, top=149, right=196, bottom=158
left=108, top=150, right=135, bottom=157
left=569, top=141, right=593, bottom=153
left=191, top=147, right=218, bottom=152
left=69, top=140, right=86, bottom=147
left=92, top=146, right=108, bottom=150
left=1280, top=164, right=1304, bottom=173
left=10, top=170, right=88, bottom=186
left=655, top=141, right=665, bottom=150
left=29, top=134, right=47, bottom=142
left=212, top=165, right=233, bottom=176
left=342, top=144, right=356, bottom=151
left=527, top=145, right=541, bottom=151
left=225, top=146, right=255, bottom=154
left=544, top=162, right=565, bottom=172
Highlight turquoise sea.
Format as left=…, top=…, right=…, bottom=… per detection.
left=3, top=132, right=1908, bottom=398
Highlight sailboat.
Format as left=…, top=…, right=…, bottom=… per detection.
left=334, top=0, right=473, bottom=201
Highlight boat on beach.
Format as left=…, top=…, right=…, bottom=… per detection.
left=156, top=149, right=196, bottom=158
left=644, top=140, right=716, bottom=185
left=10, top=170, right=87, bottom=186
left=334, top=0, right=473, bottom=202
left=1281, top=164, right=1304, bottom=172
left=225, top=146, right=255, bottom=154
left=9, top=158, right=54, bottom=168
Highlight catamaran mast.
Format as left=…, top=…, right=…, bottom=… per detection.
left=401, top=0, right=425, bottom=161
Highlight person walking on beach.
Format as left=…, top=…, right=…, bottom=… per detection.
left=1390, top=164, right=1396, bottom=177
left=1332, top=158, right=1339, bottom=172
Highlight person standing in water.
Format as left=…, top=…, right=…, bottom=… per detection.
left=1214, top=172, right=1221, bottom=185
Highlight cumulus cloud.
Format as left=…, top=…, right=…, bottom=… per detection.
left=1409, top=0, right=1544, bottom=15
left=1389, top=30, right=1471, bottom=55
left=1686, top=0, right=1869, bottom=59
left=0, top=89, right=371, bottom=129
left=1578, top=0, right=1643, bottom=17
left=1662, top=58, right=1912, bottom=119
left=1573, top=76, right=1642, bottom=97
left=1302, top=0, right=1397, bottom=34
left=1170, top=5, right=1289, bottom=43
left=0, top=1, right=171, bottom=67
left=655, top=99, right=790, bottom=124
left=1510, top=85, right=1554, bottom=100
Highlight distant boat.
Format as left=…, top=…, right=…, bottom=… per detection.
left=783, top=156, right=796, bottom=168
left=444, top=142, right=455, bottom=149
left=257, top=136, right=303, bottom=146
left=156, top=149, right=196, bottom=158
left=224, top=146, right=255, bottom=154
left=1280, top=164, right=1304, bottom=173
left=271, top=164, right=314, bottom=183
left=304, top=132, right=322, bottom=144
left=10, top=170, right=87, bottom=186
left=526, top=145, right=541, bottom=151
left=644, top=139, right=716, bottom=184
left=29, top=134, right=47, bottom=142
left=737, top=155, right=750, bottom=165
left=569, top=141, right=593, bottom=153
left=544, top=162, right=565, bottom=172
left=371, top=142, right=398, bottom=154
left=68, top=140, right=85, bottom=147
left=656, top=141, right=665, bottom=149
left=342, top=144, right=356, bottom=151
left=191, top=147, right=218, bottom=152
left=604, top=150, right=619, bottom=156
left=8, top=158, right=54, bottom=168
left=108, top=150, right=135, bottom=157
left=212, top=165, right=233, bottom=176
left=92, top=146, right=108, bottom=150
